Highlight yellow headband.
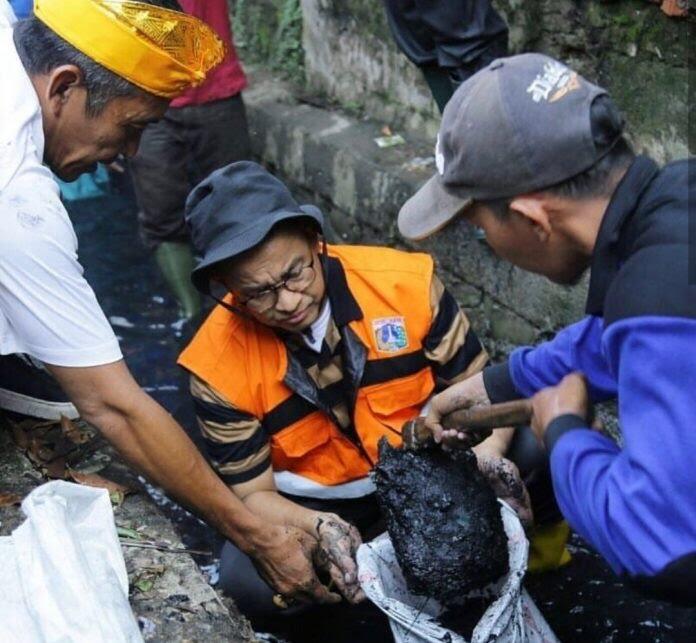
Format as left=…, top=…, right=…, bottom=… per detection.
left=34, top=0, right=226, bottom=98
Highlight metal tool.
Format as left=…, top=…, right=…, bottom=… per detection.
left=401, top=399, right=533, bottom=450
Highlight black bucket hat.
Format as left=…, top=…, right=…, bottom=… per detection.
left=185, top=161, right=324, bottom=294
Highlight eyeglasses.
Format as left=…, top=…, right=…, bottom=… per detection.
left=236, top=255, right=317, bottom=312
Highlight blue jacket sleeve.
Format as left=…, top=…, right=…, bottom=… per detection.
left=548, top=317, right=696, bottom=577
left=508, top=315, right=618, bottom=401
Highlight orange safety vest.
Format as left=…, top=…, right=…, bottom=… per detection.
left=179, top=245, right=436, bottom=498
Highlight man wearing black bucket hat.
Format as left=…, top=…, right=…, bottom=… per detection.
left=178, top=161, right=492, bottom=616
left=398, top=52, right=696, bottom=605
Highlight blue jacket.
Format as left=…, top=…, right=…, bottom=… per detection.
left=483, top=157, right=696, bottom=593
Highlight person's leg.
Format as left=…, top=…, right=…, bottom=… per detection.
left=420, top=64, right=457, bottom=113
left=184, top=94, right=252, bottom=188
left=129, top=112, right=201, bottom=319
left=0, top=354, right=77, bottom=420
left=447, top=30, right=509, bottom=87
left=217, top=494, right=383, bottom=619
left=506, top=425, right=571, bottom=572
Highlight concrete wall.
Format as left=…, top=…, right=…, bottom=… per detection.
left=299, top=0, right=692, bottom=162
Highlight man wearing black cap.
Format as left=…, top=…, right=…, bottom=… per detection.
left=178, top=161, right=491, bottom=615
left=398, top=53, right=696, bottom=604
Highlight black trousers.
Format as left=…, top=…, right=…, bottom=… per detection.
left=382, top=0, right=509, bottom=111
left=129, top=94, right=251, bottom=250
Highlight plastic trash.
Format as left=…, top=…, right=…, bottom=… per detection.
left=357, top=501, right=558, bottom=643
left=0, top=480, right=143, bottom=643
left=57, top=164, right=111, bottom=202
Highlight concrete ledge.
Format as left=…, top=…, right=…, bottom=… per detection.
left=244, top=68, right=587, bottom=353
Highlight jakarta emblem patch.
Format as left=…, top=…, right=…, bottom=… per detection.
left=372, top=317, right=409, bottom=353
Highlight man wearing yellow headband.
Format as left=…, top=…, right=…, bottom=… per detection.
left=0, top=0, right=339, bottom=607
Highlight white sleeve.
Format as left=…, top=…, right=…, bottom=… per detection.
left=0, top=178, right=122, bottom=367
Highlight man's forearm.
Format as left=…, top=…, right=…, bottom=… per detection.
left=48, top=361, right=268, bottom=553
left=243, top=490, right=323, bottom=536
left=93, top=394, right=269, bottom=550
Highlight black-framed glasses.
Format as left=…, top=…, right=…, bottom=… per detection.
left=236, top=255, right=317, bottom=312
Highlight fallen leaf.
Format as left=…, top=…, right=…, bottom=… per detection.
left=68, top=469, right=135, bottom=498
left=0, top=492, right=22, bottom=507
left=42, top=456, right=68, bottom=480
left=134, top=578, right=154, bottom=593
left=117, top=526, right=144, bottom=541
left=60, top=415, right=90, bottom=444
left=660, top=0, right=688, bottom=17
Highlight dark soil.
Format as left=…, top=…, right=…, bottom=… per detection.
left=439, top=598, right=491, bottom=640
left=373, top=438, right=508, bottom=606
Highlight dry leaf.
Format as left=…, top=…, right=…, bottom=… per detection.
left=660, top=0, right=688, bottom=17
left=0, top=491, right=22, bottom=507
left=60, top=415, right=90, bottom=445
left=68, top=469, right=134, bottom=498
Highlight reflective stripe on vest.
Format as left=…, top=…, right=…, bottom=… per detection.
left=274, top=471, right=376, bottom=499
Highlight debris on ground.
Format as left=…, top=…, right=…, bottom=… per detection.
left=657, top=0, right=689, bottom=18
left=6, top=414, right=137, bottom=506
left=0, top=419, right=255, bottom=642
left=374, top=126, right=406, bottom=148
left=0, top=491, right=21, bottom=507
left=374, top=438, right=508, bottom=605
left=401, top=156, right=435, bottom=172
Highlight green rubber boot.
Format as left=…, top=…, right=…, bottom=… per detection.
left=154, top=241, right=201, bottom=320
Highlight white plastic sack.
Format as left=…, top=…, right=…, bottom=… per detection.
left=357, top=501, right=558, bottom=643
left=0, top=480, right=143, bottom=643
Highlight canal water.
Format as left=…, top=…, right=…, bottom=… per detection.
left=68, top=176, right=695, bottom=642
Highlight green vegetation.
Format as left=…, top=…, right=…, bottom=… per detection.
left=232, top=0, right=305, bottom=82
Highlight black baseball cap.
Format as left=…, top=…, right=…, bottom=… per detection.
left=186, top=161, right=324, bottom=294
left=398, top=53, right=625, bottom=241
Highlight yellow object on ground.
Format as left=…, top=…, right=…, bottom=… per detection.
left=528, top=520, right=572, bottom=573
left=33, top=0, right=225, bottom=97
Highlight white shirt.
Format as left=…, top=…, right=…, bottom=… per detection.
left=301, top=299, right=331, bottom=353
left=0, top=6, right=122, bottom=367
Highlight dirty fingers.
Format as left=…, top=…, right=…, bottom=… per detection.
left=315, top=514, right=365, bottom=603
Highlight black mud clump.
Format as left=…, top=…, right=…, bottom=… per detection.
left=374, top=438, right=508, bottom=607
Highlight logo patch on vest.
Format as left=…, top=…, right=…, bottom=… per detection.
left=372, top=317, right=409, bottom=353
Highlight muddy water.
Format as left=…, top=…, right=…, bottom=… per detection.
left=70, top=186, right=695, bottom=642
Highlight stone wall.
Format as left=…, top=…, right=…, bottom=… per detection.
left=297, top=0, right=692, bottom=162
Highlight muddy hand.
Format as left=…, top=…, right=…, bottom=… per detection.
left=315, top=514, right=365, bottom=603
left=253, top=524, right=341, bottom=605
left=425, top=371, right=490, bottom=446
left=474, top=450, right=534, bottom=529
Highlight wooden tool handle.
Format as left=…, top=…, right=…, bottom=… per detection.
left=441, top=399, right=533, bottom=431
left=402, top=399, right=533, bottom=450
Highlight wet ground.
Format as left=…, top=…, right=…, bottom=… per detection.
left=68, top=180, right=695, bottom=642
